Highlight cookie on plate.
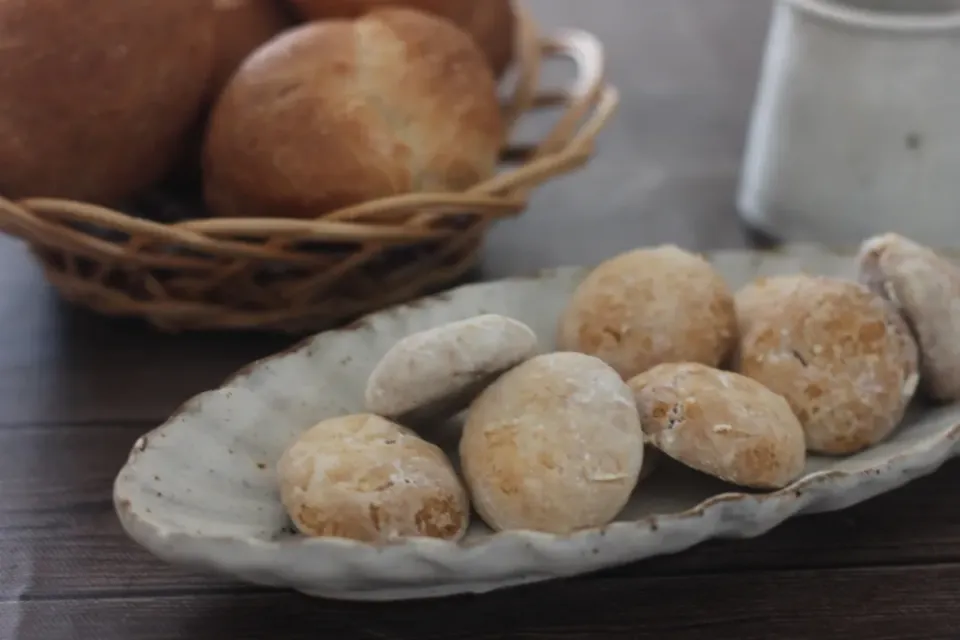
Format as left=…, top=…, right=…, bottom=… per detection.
left=629, top=362, right=806, bottom=489
left=277, top=413, right=469, bottom=542
left=460, top=352, right=644, bottom=533
left=737, top=276, right=919, bottom=455
left=858, top=233, right=960, bottom=402
left=557, top=245, right=738, bottom=380
left=735, top=274, right=815, bottom=336
left=365, top=314, right=538, bottom=425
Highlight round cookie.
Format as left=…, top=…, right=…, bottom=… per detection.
left=557, top=245, right=738, bottom=380
left=459, top=352, right=644, bottom=534
left=276, top=413, right=469, bottom=542
left=858, top=233, right=960, bottom=402
left=365, top=314, right=538, bottom=425
left=735, top=274, right=816, bottom=336
left=629, top=362, right=806, bottom=489
left=737, top=276, right=919, bottom=455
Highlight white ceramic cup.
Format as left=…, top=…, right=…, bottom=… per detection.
left=738, top=0, right=960, bottom=247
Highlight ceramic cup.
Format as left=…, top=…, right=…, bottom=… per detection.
left=738, top=0, right=960, bottom=247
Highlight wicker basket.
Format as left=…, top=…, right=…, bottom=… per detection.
left=0, top=9, right=617, bottom=334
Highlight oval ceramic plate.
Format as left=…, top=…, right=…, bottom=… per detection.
left=113, top=245, right=960, bottom=601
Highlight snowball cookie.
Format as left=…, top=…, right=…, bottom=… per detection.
left=628, top=363, right=806, bottom=489
left=365, top=314, right=538, bottom=425
left=735, top=274, right=817, bottom=336
left=288, top=0, right=516, bottom=77
left=0, top=0, right=216, bottom=204
left=459, top=352, right=644, bottom=534
left=557, top=245, right=739, bottom=380
left=737, top=276, right=919, bottom=455
left=858, top=233, right=960, bottom=402
left=203, top=8, right=504, bottom=219
left=276, top=413, right=469, bottom=542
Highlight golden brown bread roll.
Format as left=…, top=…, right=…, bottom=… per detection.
left=202, top=8, right=504, bottom=219
left=210, top=0, right=295, bottom=99
left=164, top=0, right=294, bottom=191
left=0, top=0, right=216, bottom=204
left=288, top=0, right=516, bottom=77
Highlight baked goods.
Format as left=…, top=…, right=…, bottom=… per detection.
left=737, top=276, right=919, bottom=455
left=557, top=245, right=738, bottom=380
left=735, top=274, right=814, bottom=335
left=459, top=352, right=644, bottom=533
left=0, top=0, right=216, bottom=204
left=287, top=0, right=516, bottom=77
left=365, top=314, right=538, bottom=424
left=210, top=0, right=294, bottom=98
left=629, top=363, right=806, bottom=489
left=163, top=0, right=294, bottom=190
left=858, top=233, right=960, bottom=402
left=202, top=8, right=504, bottom=219
left=262, top=238, right=960, bottom=546
left=276, top=413, right=469, bottom=542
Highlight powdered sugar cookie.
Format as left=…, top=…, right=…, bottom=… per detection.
left=557, top=245, right=738, bottom=380
left=858, top=233, right=960, bottom=402
left=735, top=274, right=816, bottom=335
left=276, top=413, right=469, bottom=542
left=365, top=314, right=538, bottom=424
left=459, top=352, right=644, bottom=533
left=629, top=362, right=805, bottom=489
left=737, top=276, right=918, bottom=455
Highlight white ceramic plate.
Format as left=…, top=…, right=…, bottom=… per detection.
left=113, top=245, right=960, bottom=601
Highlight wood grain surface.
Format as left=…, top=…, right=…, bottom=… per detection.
left=4, top=1, right=958, bottom=639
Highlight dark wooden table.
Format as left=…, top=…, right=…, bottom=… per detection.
left=3, top=1, right=960, bottom=638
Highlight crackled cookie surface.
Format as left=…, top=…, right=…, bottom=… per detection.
left=629, top=362, right=805, bottom=489
left=737, top=276, right=918, bottom=455
left=277, top=413, right=469, bottom=542
left=557, top=245, right=738, bottom=380
left=460, top=352, right=644, bottom=533
left=858, top=233, right=960, bottom=402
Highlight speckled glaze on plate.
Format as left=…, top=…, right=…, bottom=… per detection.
left=113, top=244, right=960, bottom=601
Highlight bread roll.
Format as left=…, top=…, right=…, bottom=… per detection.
left=288, top=0, right=515, bottom=77
left=858, top=233, right=960, bottom=402
left=365, top=314, right=538, bottom=425
left=737, top=276, right=919, bottom=455
left=629, top=363, right=806, bottom=489
left=0, top=0, right=216, bottom=204
left=203, top=8, right=504, bottom=219
left=557, top=245, right=739, bottom=380
left=277, top=413, right=469, bottom=542
left=460, top=352, right=644, bottom=534
left=210, top=0, right=294, bottom=98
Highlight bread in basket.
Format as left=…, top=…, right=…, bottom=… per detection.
left=0, top=6, right=617, bottom=333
